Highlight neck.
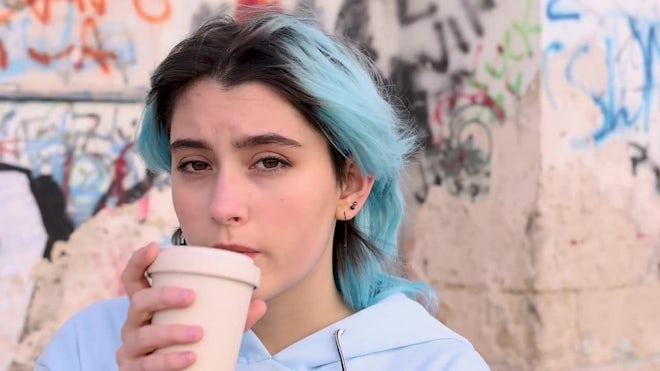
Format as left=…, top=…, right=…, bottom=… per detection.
left=251, top=275, right=354, bottom=355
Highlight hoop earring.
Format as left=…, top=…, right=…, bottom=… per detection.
left=350, top=201, right=357, bottom=210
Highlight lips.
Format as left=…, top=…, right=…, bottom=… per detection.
left=213, top=244, right=259, bottom=257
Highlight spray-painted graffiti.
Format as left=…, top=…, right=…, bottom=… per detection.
left=0, top=0, right=174, bottom=91
left=235, top=0, right=282, bottom=22
left=0, top=102, right=160, bottom=226
left=338, top=0, right=540, bottom=201
left=543, top=0, right=660, bottom=194
left=628, top=142, right=660, bottom=194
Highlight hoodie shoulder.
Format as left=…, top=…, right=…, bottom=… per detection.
left=342, top=294, right=490, bottom=370
left=388, top=337, right=491, bottom=370
left=271, top=294, right=490, bottom=370
left=35, top=297, right=128, bottom=371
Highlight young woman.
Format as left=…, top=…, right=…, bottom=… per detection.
left=36, top=12, right=489, bottom=370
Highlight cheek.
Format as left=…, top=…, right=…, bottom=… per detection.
left=257, top=177, right=338, bottom=248
left=171, top=183, right=204, bottom=232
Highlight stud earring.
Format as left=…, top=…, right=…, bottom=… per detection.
left=350, top=201, right=357, bottom=210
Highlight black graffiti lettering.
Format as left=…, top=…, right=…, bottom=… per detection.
left=335, top=0, right=378, bottom=61
left=627, top=142, right=660, bottom=194
left=447, top=16, right=470, bottom=53
left=628, top=142, right=648, bottom=175
left=478, top=0, right=496, bottom=11
left=459, top=0, right=486, bottom=37
left=396, top=0, right=438, bottom=26
left=418, top=21, right=449, bottom=73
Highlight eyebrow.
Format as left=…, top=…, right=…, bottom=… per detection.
left=232, top=133, right=302, bottom=149
left=170, top=138, right=212, bottom=152
left=169, top=133, right=302, bottom=152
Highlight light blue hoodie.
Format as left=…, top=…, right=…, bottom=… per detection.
left=36, top=294, right=490, bottom=370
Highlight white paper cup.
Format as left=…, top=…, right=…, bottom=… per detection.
left=147, top=246, right=260, bottom=370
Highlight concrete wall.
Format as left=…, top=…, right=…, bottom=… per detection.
left=408, top=1, right=660, bottom=370
left=1, top=1, right=658, bottom=370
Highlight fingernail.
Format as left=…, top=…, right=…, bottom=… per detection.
left=177, top=289, right=192, bottom=301
left=180, top=351, right=195, bottom=363
left=187, top=326, right=202, bottom=340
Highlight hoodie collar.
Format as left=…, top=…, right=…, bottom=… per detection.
left=238, top=294, right=464, bottom=368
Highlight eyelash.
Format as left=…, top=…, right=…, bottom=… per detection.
left=250, top=155, right=291, bottom=172
left=177, top=160, right=210, bottom=174
left=176, top=156, right=291, bottom=174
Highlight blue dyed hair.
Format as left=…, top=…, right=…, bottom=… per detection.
left=136, top=12, right=437, bottom=313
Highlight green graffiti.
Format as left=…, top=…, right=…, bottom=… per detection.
left=484, top=0, right=541, bottom=79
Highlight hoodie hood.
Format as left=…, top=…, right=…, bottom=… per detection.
left=237, top=293, right=474, bottom=369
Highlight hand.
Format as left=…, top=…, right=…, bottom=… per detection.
left=116, top=243, right=267, bottom=370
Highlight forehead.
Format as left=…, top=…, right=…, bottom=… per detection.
left=170, top=79, right=312, bottom=139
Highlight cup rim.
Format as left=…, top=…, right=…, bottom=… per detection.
left=146, top=245, right=260, bottom=288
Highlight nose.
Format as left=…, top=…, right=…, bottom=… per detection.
left=208, top=167, right=248, bottom=226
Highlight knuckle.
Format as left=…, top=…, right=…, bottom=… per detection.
left=131, top=289, right=151, bottom=313
left=134, top=326, right=152, bottom=347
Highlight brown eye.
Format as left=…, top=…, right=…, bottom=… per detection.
left=261, top=158, right=281, bottom=169
left=191, top=161, right=208, bottom=171
left=178, top=160, right=210, bottom=173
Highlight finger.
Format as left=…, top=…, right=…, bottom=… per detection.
left=124, top=287, right=195, bottom=331
left=119, top=350, right=196, bottom=371
left=120, top=324, right=203, bottom=359
left=122, top=243, right=159, bottom=298
left=244, top=298, right=267, bottom=331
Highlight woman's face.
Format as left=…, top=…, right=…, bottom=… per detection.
left=169, top=79, right=341, bottom=301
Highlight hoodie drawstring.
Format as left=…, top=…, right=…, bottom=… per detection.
left=334, top=329, right=348, bottom=371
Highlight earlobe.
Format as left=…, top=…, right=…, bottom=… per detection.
left=336, top=160, right=375, bottom=220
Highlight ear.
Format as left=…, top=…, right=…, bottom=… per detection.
left=335, top=160, right=375, bottom=220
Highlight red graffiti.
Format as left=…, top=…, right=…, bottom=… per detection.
left=77, top=17, right=118, bottom=73
left=132, top=0, right=172, bottom=23
left=0, top=8, right=16, bottom=24
left=21, top=0, right=107, bottom=24
left=76, top=0, right=106, bottom=16
left=23, top=0, right=53, bottom=24
left=28, top=16, right=118, bottom=74
left=1, top=0, right=172, bottom=75
left=235, top=0, right=282, bottom=23
left=28, top=44, right=74, bottom=66
left=0, top=139, right=20, bottom=157
left=0, top=39, right=7, bottom=70
left=433, top=89, right=506, bottom=128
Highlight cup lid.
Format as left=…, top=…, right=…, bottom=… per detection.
left=147, top=246, right=260, bottom=288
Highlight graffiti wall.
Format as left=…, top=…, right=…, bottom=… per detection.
left=0, top=1, right=546, bottom=369
left=0, top=0, right=194, bottom=98
left=6, top=0, right=658, bottom=370
left=390, top=0, right=540, bottom=201
left=0, top=1, right=543, bottom=369
left=543, top=0, right=660, bottom=194
left=534, top=1, right=660, bottom=368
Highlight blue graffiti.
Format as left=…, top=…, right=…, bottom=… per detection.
left=628, top=17, right=659, bottom=132
left=590, top=36, right=644, bottom=144
left=588, top=18, right=659, bottom=144
left=546, top=0, right=581, bottom=21
left=542, top=41, right=564, bottom=107
left=549, top=15, right=659, bottom=145
left=0, top=4, right=139, bottom=79
left=0, top=106, right=148, bottom=225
